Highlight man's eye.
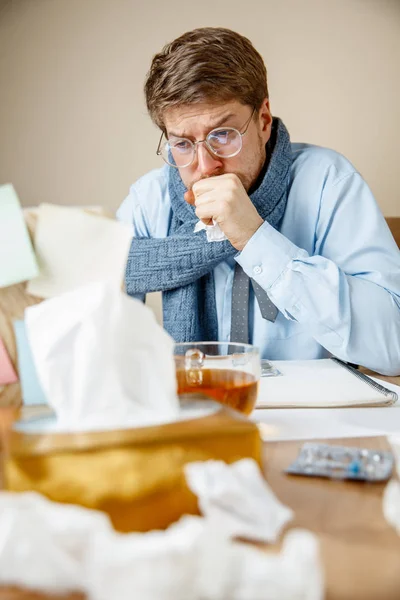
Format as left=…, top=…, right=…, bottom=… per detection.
left=211, top=130, right=230, bottom=144
left=171, top=140, right=191, bottom=152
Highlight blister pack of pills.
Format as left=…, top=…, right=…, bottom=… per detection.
left=286, top=442, right=394, bottom=482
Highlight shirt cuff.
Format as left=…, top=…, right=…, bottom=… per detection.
left=235, top=221, right=308, bottom=290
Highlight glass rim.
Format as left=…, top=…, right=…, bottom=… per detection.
left=173, top=341, right=259, bottom=354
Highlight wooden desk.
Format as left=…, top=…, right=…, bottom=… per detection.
left=1, top=432, right=399, bottom=600
left=1, top=372, right=399, bottom=599
left=266, top=436, right=400, bottom=600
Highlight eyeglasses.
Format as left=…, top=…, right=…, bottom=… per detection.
left=156, top=108, right=256, bottom=168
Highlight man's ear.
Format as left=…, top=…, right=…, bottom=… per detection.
left=258, top=98, right=272, bottom=133
left=257, top=98, right=272, bottom=145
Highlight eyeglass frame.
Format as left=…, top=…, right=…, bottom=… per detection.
left=156, top=107, right=256, bottom=168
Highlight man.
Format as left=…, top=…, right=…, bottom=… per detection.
left=118, top=27, right=400, bottom=376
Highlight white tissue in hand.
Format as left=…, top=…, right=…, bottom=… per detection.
left=194, top=220, right=227, bottom=242
left=184, top=458, right=293, bottom=542
left=25, top=282, right=179, bottom=431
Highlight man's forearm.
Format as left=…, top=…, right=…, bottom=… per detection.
left=237, top=221, right=400, bottom=375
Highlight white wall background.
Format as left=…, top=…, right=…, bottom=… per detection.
left=0, top=0, right=399, bottom=215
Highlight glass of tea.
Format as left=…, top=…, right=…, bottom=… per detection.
left=174, top=342, right=260, bottom=415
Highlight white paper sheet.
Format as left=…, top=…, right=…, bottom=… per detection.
left=254, top=379, right=400, bottom=442
left=26, top=203, right=133, bottom=298
left=257, top=360, right=398, bottom=408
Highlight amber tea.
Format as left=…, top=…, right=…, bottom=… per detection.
left=176, top=368, right=258, bottom=415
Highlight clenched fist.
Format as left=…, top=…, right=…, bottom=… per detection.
left=184, top=173, right=264, bottom=251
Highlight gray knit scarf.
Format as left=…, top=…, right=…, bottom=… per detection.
left=125, top=117, right=292, bottom=342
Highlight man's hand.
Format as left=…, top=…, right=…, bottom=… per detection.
left=184, top=174, right=264, bottom=251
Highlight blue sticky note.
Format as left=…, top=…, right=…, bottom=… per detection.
left=13, top=320, right=47, bottom=405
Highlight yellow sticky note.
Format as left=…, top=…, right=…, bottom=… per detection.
left=27, top=204, right=133, bottom=298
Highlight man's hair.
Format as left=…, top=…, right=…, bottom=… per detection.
left=145, top=27, right=269, bottom=130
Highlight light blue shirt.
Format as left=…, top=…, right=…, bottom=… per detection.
left=117, top=143, right=400, bottom=375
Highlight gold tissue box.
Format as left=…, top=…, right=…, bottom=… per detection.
left=4, top=399, right=261, bottom=532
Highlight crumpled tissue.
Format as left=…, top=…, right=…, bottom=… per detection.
left=194, top=219, right=227, bottom=242
left=0, top=459, right=323, bottom=599
left=87, top=522, right=323, bottom=600
left=185, top=458, right=293, bottom=542
left=24, top=281, right=179, bottom=431
left=383, top=435, right=400, bottom=535
left=0, top=491, right=110, bottom=593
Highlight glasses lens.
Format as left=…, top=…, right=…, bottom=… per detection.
left=207, top=128, right=242, bottom=157
left=161, top=139, right=194, bottom=168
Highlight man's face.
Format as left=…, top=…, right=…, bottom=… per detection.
left=162, top=99, right=272, bottom=191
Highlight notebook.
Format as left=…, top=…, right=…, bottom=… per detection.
left=257, top=358, right=398, bottom=408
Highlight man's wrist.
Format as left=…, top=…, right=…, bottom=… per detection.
left=234, top=216, right=264, bottom=251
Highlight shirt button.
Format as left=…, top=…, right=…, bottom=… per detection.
left=253, top=265, right=262, bottom=275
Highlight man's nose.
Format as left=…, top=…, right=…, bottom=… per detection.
left=195, top=142, right=223, bottom=177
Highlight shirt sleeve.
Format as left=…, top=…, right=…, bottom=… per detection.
left=116, top=184, right=152, bottom=237
left=236, top=172, right=400, bottom=375
left=116, top=168, right=171, bottom=304
left=117, top=184, right=150, bottom=303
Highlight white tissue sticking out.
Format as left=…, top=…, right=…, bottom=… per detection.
left=184, top=458, right=293, bottom=543
left=0, top=490, right=323, bottom=600
left=24, top=282, right=179, bottom=432
left=194, top=220, right=227, bottom=242
left=383, top=435, right=400, bottom=535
